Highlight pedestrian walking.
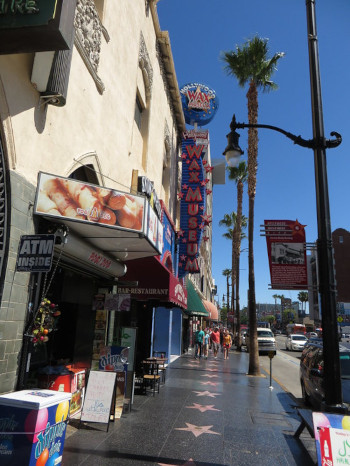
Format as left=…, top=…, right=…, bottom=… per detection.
left=194, top=325, right=205, bottom=359
left=203, top=329, right=210, bottom=359
left=210, top=327, right=221, bottom=359
left=223, top=329, right=232, bottom=360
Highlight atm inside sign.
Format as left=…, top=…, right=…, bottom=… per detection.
left=16, top=234, right=55, bottom=272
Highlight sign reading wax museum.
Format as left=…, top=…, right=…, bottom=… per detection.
left=16, top=234, right=55, bottom=272
left=0, top=0, right=76, bottom=55
left=264, top=219, right=308, bottom=290
left=178, top=136, right=208, bottom=278
left=180, top=83, right=219, bottom=127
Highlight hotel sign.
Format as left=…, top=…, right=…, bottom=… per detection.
left=0, top=0, right=76, bottom=54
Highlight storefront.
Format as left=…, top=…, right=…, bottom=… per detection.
left=19, top=172, right=164, bottom=412
left=184, top=279, right=210, bottom=348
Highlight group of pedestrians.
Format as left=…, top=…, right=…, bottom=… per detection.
left=194, top=325, right=232, bottom=360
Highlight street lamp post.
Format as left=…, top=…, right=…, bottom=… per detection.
left=224, top=0, right=344, bottom=410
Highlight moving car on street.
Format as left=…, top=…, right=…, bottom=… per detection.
left=246, top=328, right=276, bottom=355
left=286, top=334, right=308, bottom=351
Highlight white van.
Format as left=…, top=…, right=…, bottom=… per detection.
left=246, top=328, right=276, bottom=355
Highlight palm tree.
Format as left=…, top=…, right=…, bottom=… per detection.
left=220, top=213, right=236, bottom=329
left=222, top=268, right=231, bottom=313
left=298, top=291, right=309, bottom=313
left=227, top=161, right=248, bottom=348
left=221, top=36, right=284, bottom=376
left=220, top=213, right=247, bottom=336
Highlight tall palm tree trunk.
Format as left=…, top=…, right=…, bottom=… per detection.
left=235, top=181, right=243, bottom=348
left=247, top=81, right=260, bottom=376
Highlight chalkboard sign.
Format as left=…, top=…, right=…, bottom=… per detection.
left=80, top=371, right=116, bottom=426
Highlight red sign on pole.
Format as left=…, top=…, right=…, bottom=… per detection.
left=264, top=219, right=308, bottom=290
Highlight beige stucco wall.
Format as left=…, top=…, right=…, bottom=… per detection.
left=0, top=0, right=181, bottom=211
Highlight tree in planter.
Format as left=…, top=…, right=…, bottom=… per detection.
left=221, top=36, right=284, bottom=375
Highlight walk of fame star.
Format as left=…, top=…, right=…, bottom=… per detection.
left=186, top=403, right=220, bottom=413
left=200, top=374, right=219, bottom=378
left=200, top=381, right=218, bottom=386
left=175, top=423, right=220, bottom=438
left=192, top=390, right=220, bottom=398
left=158, top=458, right=196, bottom=466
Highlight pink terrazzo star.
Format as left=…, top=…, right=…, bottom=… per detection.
left=200, top=381, right=218, bottom=386
left=175, top=423, right=220, bottom=438
left=192, top=390, right=220, bottom=398
left=200, top=374, right=219, bottom=378
left=186, top=403, right=221, bottom=413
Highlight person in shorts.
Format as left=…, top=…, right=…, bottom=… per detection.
left=194, top=325, right=205, bottom=359
left=210, top=327, right=221, bottom=358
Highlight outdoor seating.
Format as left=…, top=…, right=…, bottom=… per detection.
left=142, top=360, right=160, bottom=396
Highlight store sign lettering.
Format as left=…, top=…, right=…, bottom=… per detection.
left=178, top=137, right=208, bottom=278
left=35, top=421, right=66, bottom=460
left=117, top=287, right=168, bottom=295
left=0, top=0, right=39, bottom=15
left=88, top=252, right=112, bottom=270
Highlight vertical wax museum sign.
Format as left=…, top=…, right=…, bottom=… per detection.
left=178, top=139, right=207, bottom=278
left=264, top=219, right=308, bottom=289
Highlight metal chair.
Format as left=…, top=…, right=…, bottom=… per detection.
left=142, top=360, right=160, bottom=396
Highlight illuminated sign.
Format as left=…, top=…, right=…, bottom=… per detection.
left=178, top=135, right=211, bottom=278
left=180, top=82, right=219, bottom=127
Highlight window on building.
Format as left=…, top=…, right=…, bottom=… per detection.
left=339, top=236, right=344, bottom=244
left=134, top=95, right=143, bottom=131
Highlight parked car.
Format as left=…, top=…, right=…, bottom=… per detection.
left=300, top=341, right=350, bottom=410
left=305, top=331, right=318, bottom=339
left=285, top=334, right=308, bottom=351
left=246, top=328, right=276, bottom=355
left=234, top=329, right=247, bottom=351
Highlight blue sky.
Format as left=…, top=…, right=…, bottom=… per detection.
left=157, top=0, right=350, bottom=309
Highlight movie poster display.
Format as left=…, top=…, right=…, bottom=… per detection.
left=264, top=219, right=308, bottom=290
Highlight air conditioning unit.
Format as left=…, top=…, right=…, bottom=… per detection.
left=31, top=46, right=73, bottom=107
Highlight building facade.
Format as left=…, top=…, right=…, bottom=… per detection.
left=0, top=0, right=193, bottom=397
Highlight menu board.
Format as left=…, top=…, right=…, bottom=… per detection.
left=80, top=371, right=116, bottom=425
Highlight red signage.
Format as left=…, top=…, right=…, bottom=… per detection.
left=264, top=219, right=308, bottom=290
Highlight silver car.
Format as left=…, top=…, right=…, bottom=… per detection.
left=286, top=334, right=308, bottom=351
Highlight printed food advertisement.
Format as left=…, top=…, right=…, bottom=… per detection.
left=35, top=172, right=145, bottom=233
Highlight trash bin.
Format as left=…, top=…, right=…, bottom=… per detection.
left=0, top=389, right=71, bottom=465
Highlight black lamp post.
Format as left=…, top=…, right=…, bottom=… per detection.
left=224, top=0, right=344, bottom=410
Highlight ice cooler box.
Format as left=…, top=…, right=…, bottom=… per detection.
left=0, top=389, right=71, bottom=465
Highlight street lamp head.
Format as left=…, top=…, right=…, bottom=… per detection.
left=223, top=115, right=244, bottom=167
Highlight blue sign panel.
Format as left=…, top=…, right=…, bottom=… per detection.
left=160, top=207, right=176, bottom=273
left=180, top=82, right=219, bottom=127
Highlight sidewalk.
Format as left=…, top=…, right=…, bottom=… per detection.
left=62, top=349, right=317, bottom=465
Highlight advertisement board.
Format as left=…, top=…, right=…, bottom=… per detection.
left=264, top=219, right=308, bottom=290
left=180, top=83, right=219, bottom=127
left=35, top=172, right=145, bottom=232
left=16, top=234, right=55, bottom=272
left=178, top=137, right=207, bottom=278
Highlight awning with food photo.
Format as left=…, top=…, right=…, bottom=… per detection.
left=34, top=172, right=164, bottom=274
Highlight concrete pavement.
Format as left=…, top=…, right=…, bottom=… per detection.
left=62, top=349, right=317, bottom=465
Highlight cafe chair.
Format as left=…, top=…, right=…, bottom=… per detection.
left=142, top=360, right=160, bottom=396
left=153, top=352, right=167, bottom=383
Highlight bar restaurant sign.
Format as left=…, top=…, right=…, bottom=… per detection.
left=0, top=0, right=76, bottom=54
